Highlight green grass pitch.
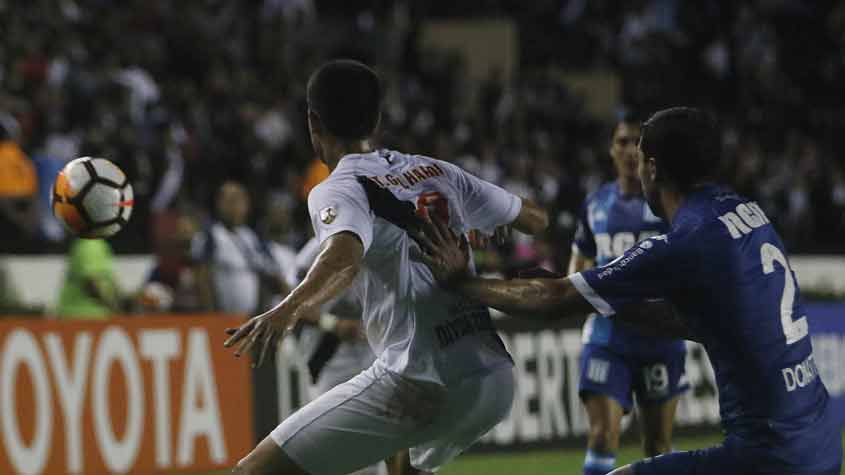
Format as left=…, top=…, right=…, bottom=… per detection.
left=439, top=432, right=845, bottom=475
left=203, top=432, right=844, bottom=474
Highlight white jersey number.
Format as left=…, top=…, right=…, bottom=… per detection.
left=760, top=243, right=808, bottom=344
left=642, top=363, right=669, bottom=396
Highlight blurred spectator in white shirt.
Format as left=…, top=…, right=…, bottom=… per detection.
left=190, top=181, right=287, bottom=313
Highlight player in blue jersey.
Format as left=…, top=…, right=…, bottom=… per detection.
left=570, top=115, right=688, bottom=475
left=414, top=107, right=842, bottom=475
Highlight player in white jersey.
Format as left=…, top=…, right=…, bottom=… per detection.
left=293, top=237, right=383, bottom=475
left=225, top=60, right=548, bottom=475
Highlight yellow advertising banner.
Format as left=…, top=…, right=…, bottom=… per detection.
left=0, top=314, right=253, bottom=475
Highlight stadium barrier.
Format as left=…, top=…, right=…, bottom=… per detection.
left=270, top=303, right=845, bottom=451
left=2, top=254, right=844, bottom=308
left=0, top=307, right=841, bottom=470
left=0, top=315, right=253, bottom=475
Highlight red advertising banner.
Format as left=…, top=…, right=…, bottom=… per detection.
left=0, top=315, right=253, bottom=475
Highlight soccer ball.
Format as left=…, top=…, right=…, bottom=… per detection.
left=52, top=157, right=134, bottom=238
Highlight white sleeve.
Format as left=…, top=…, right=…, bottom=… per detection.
left=307, top=179, right=375, bottom=253
left=449, top=162, right=522, bottom=233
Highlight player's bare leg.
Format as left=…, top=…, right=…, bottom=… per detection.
left=583, top=393, right=625, bottom=474
left=386, top=450, right=433, bottom=475
left=637, top=396, right=680, bottom=456
left=232, top=435, right=308, bottom=475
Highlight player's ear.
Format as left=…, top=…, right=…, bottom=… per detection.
left=646, top=156, right=659, bottom=183
left=308, top=109, right=324, bottom=135
left=372, top=111, right=382, bottom=136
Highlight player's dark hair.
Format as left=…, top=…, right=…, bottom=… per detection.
left=616, top=109, right=640, bottom=127
left=608, top=110, right=641, bottom=143
left=307, top=59, right=382, bottom=140
left=640, top=107, right=720, bottom=191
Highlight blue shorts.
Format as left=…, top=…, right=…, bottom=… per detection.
left=578, top=343, right=688, bottom=411
left=632, top=429, right=843, bottom=475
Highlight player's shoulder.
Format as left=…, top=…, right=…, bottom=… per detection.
left=308, top=158, right=365, bottom=200
left=675, top=185, right=755, bottom=234
left=584, top=181, right=617, bottom=206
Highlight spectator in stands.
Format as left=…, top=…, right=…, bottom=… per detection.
left=2, top=0, right=842, bottom=256
left=191, top=181, right=288, bottom=313
left=0, top=114, right=39, bottom=252
left=138, top=210, right=202, bottom=313
left=57, top=238, right=123, bottom=319
left=262, top=193, right=300, bottom=294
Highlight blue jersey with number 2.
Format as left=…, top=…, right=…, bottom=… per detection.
left=574, top=185, right=831, bottom=459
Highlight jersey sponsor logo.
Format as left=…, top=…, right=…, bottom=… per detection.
left=586, top=358, right=610, bottom=383
left=319, top=206, right=337, bottom=224
left=595, top=234, right=668, bottom=280
left=435, top=302, right=495, bottom=348
left=596, top=246, right=645, bottom=279
left=717, top=201, right=771, bottom=239
left=781, top=353, right=819, bottom=392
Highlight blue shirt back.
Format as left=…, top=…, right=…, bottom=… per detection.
left=574, top=181, right=684, bottom=355
left=577, top=185, right=830, bottom=448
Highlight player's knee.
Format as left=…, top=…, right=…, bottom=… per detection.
left=231, top=454, right=278, bottom=475
left=588, top=422, right=620, bottom=452
left=232, top=457, right=258, bottom=475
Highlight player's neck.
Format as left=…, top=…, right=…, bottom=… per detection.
left=322, top=139, right=375, bottom=170
left=659, top=188, right=684, bottom=223
left=617, top=176, right=641, bottom=196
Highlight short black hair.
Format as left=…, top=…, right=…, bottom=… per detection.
left=307, top=59, right=382, bottom=140
left=640, top=107, right=720, bottom=191
left=616, top=109, right=640, bottom=127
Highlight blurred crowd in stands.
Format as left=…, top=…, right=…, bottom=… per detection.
left=2, top=0, right=845, bottom=279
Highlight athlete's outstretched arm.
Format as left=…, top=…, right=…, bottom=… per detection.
left=417, top=217, right=692, bottom=339
left=455, top=273, right=593, bottom=318
left=224, top=232, right=363, bottom=366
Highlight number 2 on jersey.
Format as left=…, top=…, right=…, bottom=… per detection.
left=760, top=243, right=808, bottom=345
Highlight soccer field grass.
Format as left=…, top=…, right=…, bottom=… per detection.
left=439, top=432, right=845, bottom=475
left=439, top=434, right=723, bottom=475
left=205, top=432, right=844, bottom=474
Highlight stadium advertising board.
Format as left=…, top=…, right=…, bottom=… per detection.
left=0, top=315, right=252, bottom=475
left=274, top=303, right=845, bottom=450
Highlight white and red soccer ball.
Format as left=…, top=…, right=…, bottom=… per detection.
left=52, top=157, right=134, bottom=238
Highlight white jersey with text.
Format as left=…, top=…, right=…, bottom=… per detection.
left=307, top=149, right=521, bottom=385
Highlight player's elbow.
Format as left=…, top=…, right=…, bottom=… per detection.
left=513, top=198, right=549, bottom=235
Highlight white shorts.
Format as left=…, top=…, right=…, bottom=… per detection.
left=270, top=360, right=514, bottom=474
left=313, top=339, right=376, bottom=396
left=313, top=340, right=381, bottom=475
